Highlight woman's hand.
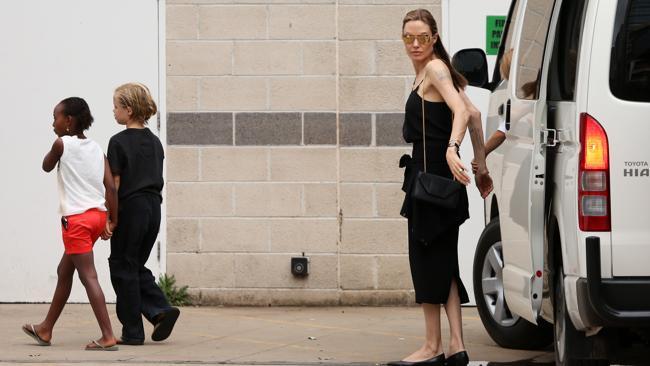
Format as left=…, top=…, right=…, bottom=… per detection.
left=446, top=148, right=471, bottom=185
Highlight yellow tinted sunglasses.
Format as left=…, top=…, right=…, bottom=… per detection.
left=402, top=34, right=432, bottom=45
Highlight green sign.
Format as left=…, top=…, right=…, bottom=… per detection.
left=486, top=15, right=507, bottom=55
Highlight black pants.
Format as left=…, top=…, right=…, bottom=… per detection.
left=109, top=194, right=171, bottom=341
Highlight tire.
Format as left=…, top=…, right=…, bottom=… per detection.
left=473, top=218, right=553, bottom=349
left=554, top=265, right=610, bottom=366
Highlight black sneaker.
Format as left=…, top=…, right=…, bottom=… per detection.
left=151, top=307, right=180, bottom=342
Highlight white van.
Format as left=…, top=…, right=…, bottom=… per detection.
left=453, top=0, right=650, bottom=364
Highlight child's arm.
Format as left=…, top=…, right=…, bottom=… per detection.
left=485, top=130, right=506, bottom=156
left=42, top=138, right=63, bottom=172
left=101, top=157, right=119, bottom=239
left=113, top=175, right=120, bottom=192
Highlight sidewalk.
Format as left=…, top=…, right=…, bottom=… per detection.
left=1, top=304, right=552, bottom=365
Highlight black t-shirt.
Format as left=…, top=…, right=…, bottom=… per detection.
left=107, top=128, right=164, bottom=202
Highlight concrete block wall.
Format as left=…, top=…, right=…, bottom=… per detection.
left=166, top=0, right=442, bottom=305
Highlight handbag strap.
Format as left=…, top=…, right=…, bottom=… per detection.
left=420, top=75, right=428, bottom=173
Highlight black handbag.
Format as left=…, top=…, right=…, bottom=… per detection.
left=411, top=75, right=462, bottom=209
left=413, top=170, right=461, bottom=209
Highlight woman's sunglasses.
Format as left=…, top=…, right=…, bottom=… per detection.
left=402, top=34, right=432, bottom=45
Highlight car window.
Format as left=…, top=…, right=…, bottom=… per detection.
left=492, top=0, right=521, bottom=84
left=514, top=0, right=556, bottom=100
left=610, top=0, right=650, bottom=102
left=548, top=0, right=587, bottom=101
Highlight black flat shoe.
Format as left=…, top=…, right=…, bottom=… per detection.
left=151, top=307, right=180, bottom=342
left=444, top=351, right=469, bottom=366
left=386, top=353, right=445, bottom=366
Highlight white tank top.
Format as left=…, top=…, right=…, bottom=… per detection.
left=57, top=136, right=107, bottom=216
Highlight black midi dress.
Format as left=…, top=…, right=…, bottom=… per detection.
left=399, top=83, right=470, bottom=305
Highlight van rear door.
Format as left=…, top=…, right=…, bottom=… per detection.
left=498, top=0, right=557, bottom=323
left=587, top=0, right=650, bottom=276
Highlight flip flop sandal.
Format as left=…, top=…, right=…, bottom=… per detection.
left=85, top=340, right=119, bottom=351
left=151, top=307, right=180, bottom=342
left=22, top=324, right=51, bottom=346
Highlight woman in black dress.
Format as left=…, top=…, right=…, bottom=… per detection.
left=388, top=9, right=493, bottom=366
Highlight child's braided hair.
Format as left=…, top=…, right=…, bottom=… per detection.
left=60, top=97, right=94, bottom=132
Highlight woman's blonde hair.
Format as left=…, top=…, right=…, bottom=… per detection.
left=114, top=82, right=158, bottom=123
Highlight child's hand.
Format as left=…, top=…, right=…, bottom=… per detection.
left=101, top=220, right=117, bottom=240
left=475, top=170, right=494, bottom=199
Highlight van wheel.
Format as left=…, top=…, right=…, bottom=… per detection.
left=554, top=266, right=610, bottom=366
left=473, top=218, right=552, bottom=349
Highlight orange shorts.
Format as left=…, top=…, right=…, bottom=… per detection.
left=61, top=209, right=107, bottom=255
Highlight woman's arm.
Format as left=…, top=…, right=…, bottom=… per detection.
left=458, top=90, right=493, bottom=197
left=42, top=138, right=63, bottom=172
left=459, top=90, right=488, bottom=173
left=472, top=130, right=506, bottom=173
left=426, top=60, right=471, bottom=185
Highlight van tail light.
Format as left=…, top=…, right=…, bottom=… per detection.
left=578, top=113, right=611, bottom=231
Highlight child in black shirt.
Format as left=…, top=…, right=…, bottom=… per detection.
left=107, top=83, right=179, bottom=345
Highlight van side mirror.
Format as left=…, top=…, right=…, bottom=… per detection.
left=452, top=48, right=489, bottom=89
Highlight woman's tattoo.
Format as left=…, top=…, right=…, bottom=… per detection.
left=434, top=68, right=451, bottom=82
left=469, top=121, right=487, bottom=164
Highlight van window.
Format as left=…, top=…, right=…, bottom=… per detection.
left=514, top=0, right=556, bottom=100
left=502, top=1, right=520, bottom=54
left=493, top=0, right=521, bottom=84
left=610, top=0, right=650, bottom=102
left=548, top=0, right=587, bottom=101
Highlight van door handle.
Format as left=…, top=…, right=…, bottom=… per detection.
left=505, top=99, right=511, bottom=131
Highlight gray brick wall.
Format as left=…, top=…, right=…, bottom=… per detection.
left=166, top=0, right=442, bottom=305
left=167, top=112, right=406, bottom=147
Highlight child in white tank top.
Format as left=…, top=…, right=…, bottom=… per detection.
left=57, top=135, right=106, bottom=217
left=22, top=97, right=120, bottom=351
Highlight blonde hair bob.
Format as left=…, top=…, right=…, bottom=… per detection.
left=114, top=82, right=158, bottom=123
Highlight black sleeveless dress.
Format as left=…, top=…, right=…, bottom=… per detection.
left=399, top=83, right=470, bottom=304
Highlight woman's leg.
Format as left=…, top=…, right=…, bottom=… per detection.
left=443, top=278, right=466, bottom=355
left=403, top=303, right=444, bottom=361
left=25, top=254, right=75, bottom=342
left=69, top=252, right=116, bottom=346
